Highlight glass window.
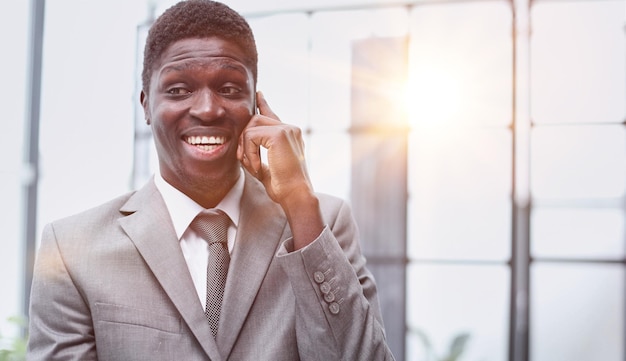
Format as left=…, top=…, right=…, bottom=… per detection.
left=531, top=263, right=625, bottom=361
left=309, top=8, right=409, bottom=131
left=531, top=126, right=626, bottom=200
left=408, top=128, right=512, bottom=261
left=407, top=2, right=513, bottom=128
left=405, top=3, right=513, bottom=360
left=407, top=264, right=510, bottom=361
left=406, top=0, right=513, bottom=264
left=248, top=13, right=311, bottom=130
left=39, top=0, right=142, bottom=226
left=307, top=131, right=352, bottom=201
left=529, top=2, right=626, bottom=361
left=532, top=208, right=625, bottom=259
left=531, top=0, right=626, bottom=124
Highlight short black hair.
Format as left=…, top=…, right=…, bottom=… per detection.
left=141, top=0, right=258, bottom=94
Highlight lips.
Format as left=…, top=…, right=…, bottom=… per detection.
left=185, top=135, right=226, bottom=152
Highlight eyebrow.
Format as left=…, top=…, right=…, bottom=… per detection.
left=161, top=59, right=248, bottom=76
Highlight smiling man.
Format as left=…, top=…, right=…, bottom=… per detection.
left=26, top=1, right=394, bottom=360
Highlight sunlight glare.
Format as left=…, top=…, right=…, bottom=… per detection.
left=405, top=66, right=462, bottom=128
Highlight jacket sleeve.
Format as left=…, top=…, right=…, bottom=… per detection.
left=275, top=197, right=395, bottom=361
left=26, top=223, right=97, bottom=361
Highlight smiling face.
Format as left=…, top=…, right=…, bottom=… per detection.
left=142, top=37, right=255, bottom=207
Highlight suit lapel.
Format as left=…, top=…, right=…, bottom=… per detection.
left=118, top=180, right=223, bottom=361
left=216, top=172, right=288, bottom=357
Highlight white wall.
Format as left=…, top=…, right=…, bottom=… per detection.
left=0, top=0, right=30, bottom=342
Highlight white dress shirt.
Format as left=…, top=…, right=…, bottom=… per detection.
left=154, top=170, right=244, bottom=311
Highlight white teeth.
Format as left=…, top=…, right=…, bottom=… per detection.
left=186, top=135, right=225, bottom=146
left=195, top=145, right=219, bottom=151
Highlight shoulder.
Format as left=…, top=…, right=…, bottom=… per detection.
left=243, top=169, right=351, bottom=216
left=316, top=192, right=345, bottom=207
left=242, top=170, right=355, bottom=227
left=316, top=192, right=356, bottom=229
left=47, top=191, right=136, bottom=237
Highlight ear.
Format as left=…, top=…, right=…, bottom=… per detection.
left=140, top=90, right=151, bottom=125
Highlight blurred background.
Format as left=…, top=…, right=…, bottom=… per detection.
left=1, top=0, right=624, bottom=360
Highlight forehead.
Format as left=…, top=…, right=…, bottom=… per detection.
left=154, top=37, right=252, bottom=77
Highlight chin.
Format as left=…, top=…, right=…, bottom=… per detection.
left=183, top=166, right=239, bottom=191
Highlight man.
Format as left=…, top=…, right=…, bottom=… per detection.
left=27, top=1, right=394, bottom=360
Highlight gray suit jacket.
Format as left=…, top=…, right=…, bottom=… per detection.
left=27, top=172, right=394, bottom=360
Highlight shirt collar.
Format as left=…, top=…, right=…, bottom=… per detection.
left=154, top=169, right=244, bottom=240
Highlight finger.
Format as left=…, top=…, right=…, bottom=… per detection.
left=237, top=134, right=254, bottom=176
left=237, top=132, right=244, bottom=161
left=256, top=91, right=280, bottom=121
left=239, top=127, right=264, bottom=176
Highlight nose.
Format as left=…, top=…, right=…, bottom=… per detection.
left=189, top=89, right=225, bottom=121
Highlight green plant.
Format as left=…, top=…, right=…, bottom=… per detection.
left=0, top=316, right=28, bottom=361
left=415, top=329, right=471, bottom=361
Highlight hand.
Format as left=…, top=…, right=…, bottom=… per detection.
left=237, top=91, right=313, bottom=206
left=237, top=91, right=323, bottom=250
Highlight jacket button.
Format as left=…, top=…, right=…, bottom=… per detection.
left=320, top=282, right=331, bottom=294
left=314, top=271, right=325, bottom=284
left=324, top=292, right=335, bottom=303
left=329, top=302, right=340, bottom=315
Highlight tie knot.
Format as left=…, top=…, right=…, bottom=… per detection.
left=190, top=210, right=230, bottom=245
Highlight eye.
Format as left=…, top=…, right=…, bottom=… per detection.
left=167, top=87, right=191, bottom=95
left=218, top=85, right=241, bottom=96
